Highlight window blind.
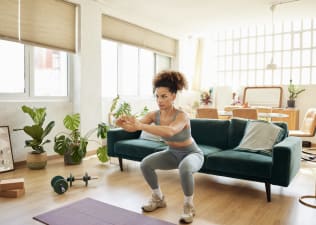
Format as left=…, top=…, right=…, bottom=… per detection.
left=0, top=0, right=19, bottom=41
left=102, top=15, right=177, bottom=57
left=20, top=0, right=77, bottom=53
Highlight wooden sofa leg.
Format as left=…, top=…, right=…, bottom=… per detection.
left=265, top=182, right=271, bottom=202
left=118, top=157, right=123, bottom=171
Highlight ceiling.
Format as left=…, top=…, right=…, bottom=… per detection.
left=95, top=0, right=316, bottom=39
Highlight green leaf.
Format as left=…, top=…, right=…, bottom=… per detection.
left=64, top=113, right=80, bottom=131
left=22, top=105, right=46, bottom=126
left=42, top=121, right=55, bottom=139
left=113, top=102, right=132, bottom=118
left=97, top=146, right=109, bottom=163
left=97, top=122, right=109, bottom=139
left=54, top=135, right=70, bottom=155
left=24, top=125, right=44, bottom=142
left=110, top=95, right=120, bottom=113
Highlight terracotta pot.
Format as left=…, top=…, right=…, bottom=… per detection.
left=26, top=151, right=47, bottom=169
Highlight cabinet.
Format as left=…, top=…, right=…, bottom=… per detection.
left=271, top=108, right=299, bottom=130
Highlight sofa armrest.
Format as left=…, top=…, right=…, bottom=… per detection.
left=107, top=128, right=141, bottom=157
left=270, top=136, right=302, bottom=186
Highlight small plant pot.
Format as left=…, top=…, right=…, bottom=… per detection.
left=287, top=100, right=295, bottom=108
left=26, top=152, right=47, bottom=169
left=64, top=152, right=82, bottom=165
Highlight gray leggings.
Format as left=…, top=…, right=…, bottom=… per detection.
left=140, top=141, right=204, bottom=196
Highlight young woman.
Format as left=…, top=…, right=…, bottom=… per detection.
left=116, top=70, right=204, bottom=224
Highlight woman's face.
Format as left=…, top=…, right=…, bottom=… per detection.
left=155, top=87, right=176, bottom=110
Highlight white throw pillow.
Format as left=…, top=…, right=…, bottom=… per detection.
left=236, top=120, right=284, bottom=155
left=140, top=131, right=162, bottom=142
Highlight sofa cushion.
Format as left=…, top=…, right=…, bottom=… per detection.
left=191, top=119, right=230, bottom=149
left=205, top=150, right=273, bottom=178
left=198, top=144, right=223, bottom=156
left=235, top=120, right=285, bottom=155
left=114, top=139, right=167, bottom=160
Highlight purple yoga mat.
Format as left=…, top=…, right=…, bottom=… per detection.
left=33, top=197, right=176, bottom=225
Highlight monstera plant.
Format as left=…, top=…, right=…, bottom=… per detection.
left=54, top=113, right=109, bottom=165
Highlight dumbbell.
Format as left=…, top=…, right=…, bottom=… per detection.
left=66, top=172, right=98, bottom=187
left=51, top=175, right=69, bottom=195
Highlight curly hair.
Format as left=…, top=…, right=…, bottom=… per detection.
left=152, top=70, right=188, bottom=94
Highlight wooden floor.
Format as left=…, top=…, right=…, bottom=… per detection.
left=0, top=155, right=316, bottom=225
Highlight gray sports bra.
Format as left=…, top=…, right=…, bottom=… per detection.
left=154, top=110, right=191, bottom=142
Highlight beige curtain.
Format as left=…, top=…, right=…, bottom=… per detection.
left=102, top=15, right=177, bottom=56
left=20, top=0, right=77, bottom=52
left=0, top=0, right=19, bottom=41
left=0, top=0, right=77, bottom=52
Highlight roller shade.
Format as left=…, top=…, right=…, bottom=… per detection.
left=102, top=15, right=177, bottom=56
left=20, top=0, right=77, bottom=52
left=0, top=0, right=19, bottom=41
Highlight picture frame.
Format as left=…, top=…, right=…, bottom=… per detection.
left=0, top=126, right=15, bottom=173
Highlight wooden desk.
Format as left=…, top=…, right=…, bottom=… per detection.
left=271, top=108, right=299, bottom=130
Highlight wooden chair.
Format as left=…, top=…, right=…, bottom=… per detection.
left=289, top=108, right=316, bottom=138
left=232, top=108, right=258, bottom=120
left=196, top=108, right=219, bottom=119
left=289, top=108, right=316, bottom=161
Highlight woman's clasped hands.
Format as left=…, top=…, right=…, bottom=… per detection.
left=116, top=115, right=141, bottom=132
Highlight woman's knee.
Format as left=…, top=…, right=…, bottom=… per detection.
left=140, top=158, right=148, bottom=171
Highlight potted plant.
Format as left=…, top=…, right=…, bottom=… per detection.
left=287, top=79, right=306, bottom=108
left=54, top=113, right=109, bottom=165
left=14, top=105, right=55, bottom=169
left=108, top=95, right=148, bottom=127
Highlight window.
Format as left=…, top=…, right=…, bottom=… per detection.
left=101, top=39, right=172, bottom=97
left=33, top=47, right=68, bottom=96
left=0, top=40, right=24, bottom=94
left=209, top=18, right=316, bottom=87
left=0, top=40, right=69, bottom=98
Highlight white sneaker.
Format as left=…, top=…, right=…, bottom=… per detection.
left=141, top=194, right=166, bottom=212
left=179, top=203, right=195, bottom=224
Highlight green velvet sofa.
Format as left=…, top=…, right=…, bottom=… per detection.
left=107, top=118, right=302, bottom=202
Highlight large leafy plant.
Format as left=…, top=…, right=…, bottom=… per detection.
left=54, top=113, right=109, bottom=163
left=14, top=105, right=55, bottom=154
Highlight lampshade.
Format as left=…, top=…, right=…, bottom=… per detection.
left=266, top=57, right=277, bottom=70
